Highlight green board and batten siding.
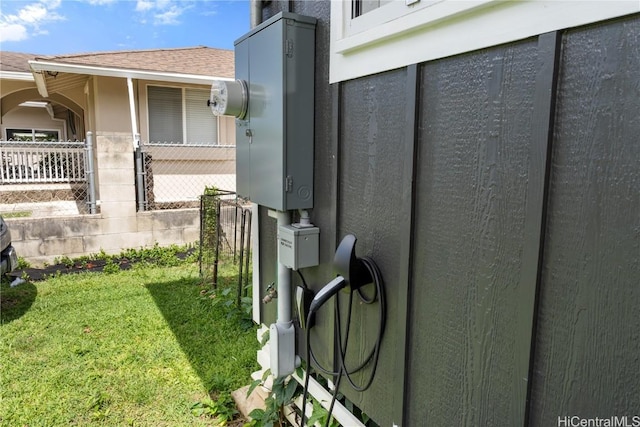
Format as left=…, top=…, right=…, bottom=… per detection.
left=255, top=4, right=640, bottom=425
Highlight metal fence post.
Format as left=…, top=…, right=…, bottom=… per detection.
left=85, top=132, right=97, bottom=214
left=213, top=198, right=221, bottom=287
left=135, top=136, right=146, bottom=212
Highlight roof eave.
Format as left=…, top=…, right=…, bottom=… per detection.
left=0, top=71, right=35, bottom=81
left=28, top=60, right=233, bottom=85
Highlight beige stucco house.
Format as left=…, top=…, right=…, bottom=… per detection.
left=0, top=47, right=235, bottom=264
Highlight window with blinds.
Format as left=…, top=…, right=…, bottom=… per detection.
left=147, top=86, right=218, bottom=145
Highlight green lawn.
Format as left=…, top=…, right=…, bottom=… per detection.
left=0, top=262, right=259, bottom=426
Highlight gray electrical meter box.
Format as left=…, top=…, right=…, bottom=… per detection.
left=234, top=12, right=316, bottom=211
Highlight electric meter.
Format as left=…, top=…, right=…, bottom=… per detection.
left=209, top=80, right=248, bottom=119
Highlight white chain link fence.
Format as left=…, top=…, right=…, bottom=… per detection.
left=141, top=141, right=236, bottom=211
left=1, top=138, right=236, bottom=217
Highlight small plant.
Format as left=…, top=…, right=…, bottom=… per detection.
left=246, top=369, right=302, bottom=427
left=200, top=283, right=254, bottom=331
left=87, top=391, right=111, bottom=421
left=191, top=392, right=238, bottom=425
left=44, top=270, right=63, bottom=280
left=16, top=257, right=31, bottom=269
left=102, top=258, right=120, bottom=274
left=20, top=244, right=198, bottom=281
left=56, top=255, right=75, bottom=268
left=244, top=366, right=353, bottom=427
left=307, top=399, right=338, bottom=427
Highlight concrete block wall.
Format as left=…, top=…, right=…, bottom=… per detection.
left=7, top=209, right=200, bottom=266
left=5, top=132, right=201, bottom=266
left=96, top=133, right=137, bottom=219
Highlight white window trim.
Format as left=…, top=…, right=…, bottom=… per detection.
left=330, top=0, right=640, bottom=83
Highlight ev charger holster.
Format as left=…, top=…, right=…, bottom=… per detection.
left=295, top=285, right=315, bottom=330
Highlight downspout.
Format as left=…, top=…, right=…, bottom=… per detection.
left=250, top=0, right=263, bottom=29
left=127, top=77, right=146, bottom=212
left=276, top=211, right=292, bottom=325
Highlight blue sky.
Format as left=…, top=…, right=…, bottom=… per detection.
left=0, top=0, right=250, bottom=55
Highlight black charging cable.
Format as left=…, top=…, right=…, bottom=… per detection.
left=297, top=269, right=309, bottom=290
left=299, top=258, right=386, bottom=427
left=336, top=257, right=385, bottom=392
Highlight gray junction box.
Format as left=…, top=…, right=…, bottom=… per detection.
left=234, top=12, right=317, bottom=211
left=277, top=225, right=320, bottom=270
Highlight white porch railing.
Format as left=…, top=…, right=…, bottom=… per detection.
left=0, top=140, right=86, bottom=184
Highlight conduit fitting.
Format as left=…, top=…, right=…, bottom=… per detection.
left=298, top=209, right=312, bottom=227
left=263, top=282, right=277, bottom=304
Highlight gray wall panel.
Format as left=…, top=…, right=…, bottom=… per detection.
left=258, top=206, right=278, bottom=325
left=337, top=68, right=408, bottom=427
left=529, top=15, right=640, bottom=424
left=407, top=40, right=539, bottom=426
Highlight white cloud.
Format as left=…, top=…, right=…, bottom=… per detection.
left=0, top=0, right=64, bottom=43
left=154, top=5, right=183, bottom=25
left=40, top=0, right=62, bottom=8
left=0, top=23, right=28, bottom=42
left=156, top=0, right=172, bottom=9
left=17, top=4, right=49, bottom=23
left=134, top=0, right=190, bottom=26
left=85, top=0, right=118, bottom=5
left=135, top=0, right=154, bottom=12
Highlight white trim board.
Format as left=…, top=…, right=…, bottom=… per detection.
left=28, top=60, right=233, bottom=85
left=330, top=0, right=640, bottom=83
left=0, top=71, right=34, bottom=81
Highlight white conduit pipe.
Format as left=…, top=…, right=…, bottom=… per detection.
left=127, top=77, right=140, bottom=150
left=276, top=210, right=291, bottom=324
left=127, top=77, right=145, bottom=211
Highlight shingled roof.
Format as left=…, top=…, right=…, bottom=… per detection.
left=2, top=46, right=233, bottom=78
left=0, top=52, right=38, bottom=73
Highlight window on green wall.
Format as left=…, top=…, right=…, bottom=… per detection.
left=147, top=85, right=219, bottom=145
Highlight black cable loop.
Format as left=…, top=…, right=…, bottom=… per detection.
left=301, top=257, right=386, bottom=427
left=308, top=282, right=376, bottom=377
left=338, top=257, right=386, bottom=392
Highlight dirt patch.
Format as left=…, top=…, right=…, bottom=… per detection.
left=8, top=250, right=194, bottom=282
left=9, top=258, right=133, bottom=281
